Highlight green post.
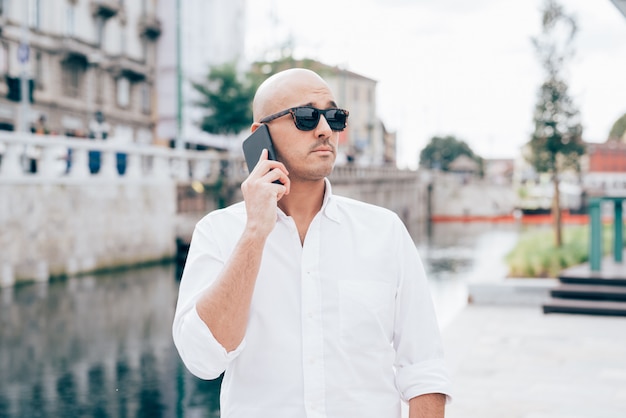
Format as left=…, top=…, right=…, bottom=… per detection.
left=589, top=198, right=602, bottom=271
left=614, top=199, right=623, bottom=263
left=175, top=0, right=183, bottom=150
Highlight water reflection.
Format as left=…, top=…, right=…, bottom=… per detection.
left=0, top=264, right=221, bottom=418
left=0, top=222, right=521, bottom=417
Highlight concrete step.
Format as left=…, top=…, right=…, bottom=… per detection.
left=550, top=284, right=626, bottom=302
left=543, top=298, right=626, bottom=316
left=558, top=275, right=626, bottom=287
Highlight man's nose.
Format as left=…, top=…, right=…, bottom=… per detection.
left=315, top=115, right=332, bottom=136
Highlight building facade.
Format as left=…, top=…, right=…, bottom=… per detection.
left=584, top=141, right=626, bottom=196
left=156, top=0, right=246, bottom=148
left=0, top=0, right=160, bottom=142
left=322, top=67, right=389, bottom=165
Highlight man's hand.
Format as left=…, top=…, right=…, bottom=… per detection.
left=240, top=149, right=290, bottom=238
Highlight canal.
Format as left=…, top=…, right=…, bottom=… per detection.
left=0, top=222, right=521, bottom=418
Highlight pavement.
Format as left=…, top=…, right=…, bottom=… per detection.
left=440, top=304, right=626, bottom=418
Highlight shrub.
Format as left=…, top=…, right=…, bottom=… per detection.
left=505, top=224, right=616, bottom=278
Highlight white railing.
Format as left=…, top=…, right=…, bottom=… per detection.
left=0, top=131, right=226, bottom=184
left=0, top=131, right=419, bottom=185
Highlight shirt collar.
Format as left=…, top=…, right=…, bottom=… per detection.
left=321, top=178, right=341, bottom=223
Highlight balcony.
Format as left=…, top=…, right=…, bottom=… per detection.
left=138, top=14, right=162, bottom=40
left=107, top=55, right=148, bottom=81
left=90, top=0, right=120, bottom=19
left=58, top=37, right=92, bottom=64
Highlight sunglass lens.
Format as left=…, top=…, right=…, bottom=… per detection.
left=326, top=109, right=347, bottom=131
left=294, top=107, right=320, bottom=131
left=324, top=109, right=346, bottom=131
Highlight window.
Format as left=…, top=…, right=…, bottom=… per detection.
left=117, top=77, right=130, bottom=108
left=95, top=16, right=104, bottom=46
left=65, top=3, right=76, bottom=36
left=140, top=82, right=150, bottom=114
left=29, top=0, right=41, bottom=30
left=62, top=59, right=83, bottom=98
left=0, top=43, right=7, bottom=75
left=34, top=51, right=43, bottom=89
left=120, top=26, right=127, bottom=55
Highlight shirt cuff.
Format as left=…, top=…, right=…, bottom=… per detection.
left=175, top=305, right=246, bottom=380
left=396, top=358, right=454, bottom=404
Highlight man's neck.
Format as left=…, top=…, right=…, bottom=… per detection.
left=278, top=179, right=326, bottom=219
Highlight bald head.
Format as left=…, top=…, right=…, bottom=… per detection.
left=252, top=68, right=334, bottom=123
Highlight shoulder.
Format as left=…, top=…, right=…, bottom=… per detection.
left=332, top=194, right=399, bottom=219
left=196, top=201, right=246, bottom=228
left=330, top=194, right=405, bottom=232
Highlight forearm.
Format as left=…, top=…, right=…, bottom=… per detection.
left=195, top=228, right=267, bottom=352
left=409, top=393, right=446, bottom=418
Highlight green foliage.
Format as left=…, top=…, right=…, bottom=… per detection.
left=506, top=224, right=617, bottom=278
left=527, top=78, right=585, bottom=173
left=527, top=0, right=585, bottom=175
left=609, top=113, right=626, bottom=141
left=192, top=62, right=259, bottom=135
left=418, top=135, right=482, bottom=172
left=249, top=55, right=338, bottom=85
left=526, top=0, right=585, bottom=248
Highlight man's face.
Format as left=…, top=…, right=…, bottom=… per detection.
left=266, top=80, right=340, bottom=182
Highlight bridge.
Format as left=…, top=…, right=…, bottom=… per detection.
left=0, top=132, right=428, bottom=286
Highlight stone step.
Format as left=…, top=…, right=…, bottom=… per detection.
left=558, top=275, right=626, bottom=287
left=543, top=298, right=626, bottom=317
left=550, top=284, right=626, bottom=302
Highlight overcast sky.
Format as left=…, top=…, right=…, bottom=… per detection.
left=245, top=0, right=626, bottom=168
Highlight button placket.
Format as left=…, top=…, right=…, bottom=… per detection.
left=300, top=216, right=326, bottom=417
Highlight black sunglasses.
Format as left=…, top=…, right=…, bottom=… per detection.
left=260, top=106, right=349, bottom=132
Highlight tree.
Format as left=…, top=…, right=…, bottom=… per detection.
left=609, top=113, right=626, bottom=141
left=192, top=62, right=258, bottom=135
left=419, top=135, right=482, bottom=173
left=527, top=0, right=585, bottom=247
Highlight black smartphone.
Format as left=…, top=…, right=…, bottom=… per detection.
left=242, top=124, right=277, bottom=174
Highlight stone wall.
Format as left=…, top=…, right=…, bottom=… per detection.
left=1, top=181, right=177, bottom=286
left=429, top=172, right=517, bottom=218
left=329, top=169, right=429, bottom=238
left=0, top=168, right=517, bottom=287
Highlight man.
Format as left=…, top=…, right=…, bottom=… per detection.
left=173, top=68, right=452, bottom=417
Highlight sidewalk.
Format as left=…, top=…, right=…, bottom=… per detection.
left=441, top=304, right=626, bottom=418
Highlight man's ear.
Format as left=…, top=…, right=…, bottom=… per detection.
left=250, top=123, right=262, bottom=133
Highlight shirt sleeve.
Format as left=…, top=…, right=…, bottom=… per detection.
left=392, top=219, right=454, bottom=403
left=172, top=217, right=245, bottom=380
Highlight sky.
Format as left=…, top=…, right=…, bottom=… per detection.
left=244, top=0, right=626, bottom=168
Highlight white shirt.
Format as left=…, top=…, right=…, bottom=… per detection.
left=173, top=179, right=452, bottom=418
